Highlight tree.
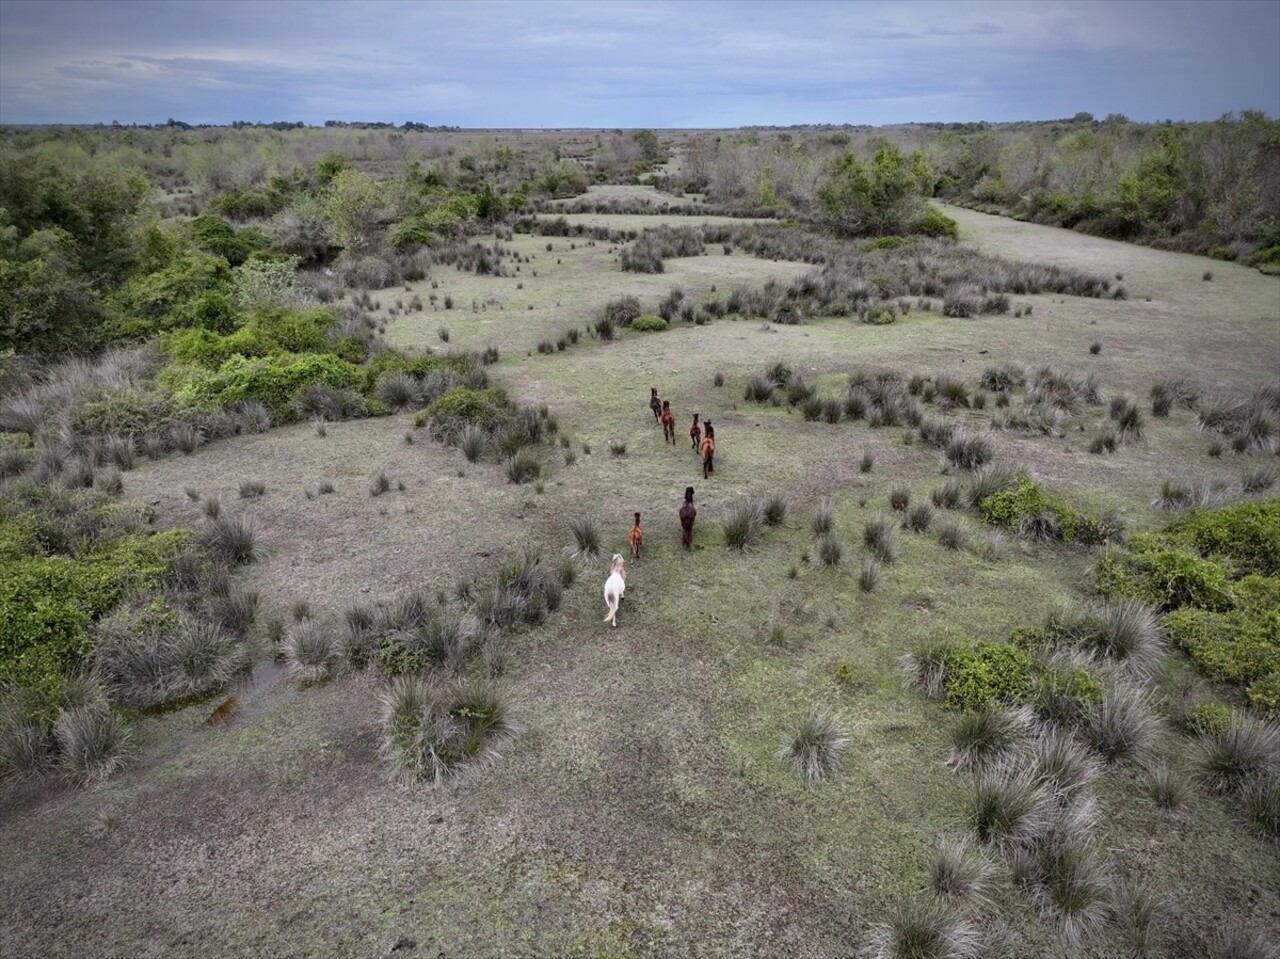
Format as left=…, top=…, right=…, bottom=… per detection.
left=815, top=143, right=929, bottom=237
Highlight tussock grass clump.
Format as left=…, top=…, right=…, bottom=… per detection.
left=380, top=675, right=515, bottom=786
left=859, top=450, right=875, bottom=473
left=505, top=449, right=541, bottom=484
left=1090, top=599, right=1167, bottom=679
left=54, top=704, right=132, bottom=785
left=811, top=499, right=835, bottom=536
left=97, top=467, right=123, bottom=495
left=282, top=619, right=341, bottom=682
left=932, top=477, right=961, bottom=509
left=859, top=558, right=881, bottom=592
left=1112, top=878, right=1167, bottom=958
left=1111, top=396, right=1146, bottom=441
left=369, top=471, right=391, bottom=497
left=1029, top=728, right=1100, bottom=800
left=861, top=900, right=981, bottom=959
left=779, top=706, right=849, bottom=784
left=904, top=502, right=935, bottom=532
left=965, top=769, right=1049, bottom=852
left=903, top=641, right=950, bottom=699
left=238, top=479, right=266, bottom=498
left=761, top=492, right=787, bottom=527
left=0, top=696, right=53, bottom=778
left=935, top=517, right=969, bottom=551
left=169, top=617, right=241, bottom=696
left=945, top=432, right=993, bottom=470
left=1084, top=688, right=1158, bottom=764
left=1196, top=718, right=1280, bottom=793
left=813, top=533, right=843, bottom=568
left=568, top=516, right=601, bottom=562
left=1240, top=771, right=1280, bottom=838
left=1089, top=431, right=1118, bottom=455
left=458, top=424, right=487, bottom=463
left=744, top=375, right=775, bottom=403
left=1149, top=379, right=1190, bottom=416
left=963, top=464, right=1018, bottom=510
left=1027, top=841, right=1114, bottom=948
left=948, top=707, right=1028, bottom=773
left=888, top=485, right=911, bottom=512
left=927, top=839, right=997, bottom=909
left=198, top=513, right=265, bottom=565
left=864, top=515, right=898, bottom=563
left=724, top=501, right=763, bottom=551
left=979, top=530, right=1008, bottom=562
left=1206, top=927, right=1280, bottom=959
left=170, top=422, right=204, bottom=455
left=1241, top=463, right=1277, bottom=494
left=608, top=439, right=627, bottom=457
left=1145, top=759, right=1189, bottom=810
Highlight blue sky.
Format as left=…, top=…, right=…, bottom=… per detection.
left=1, top=0, right=1277, bottom=127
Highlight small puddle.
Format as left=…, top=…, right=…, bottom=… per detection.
left=206, top=657, right=287, bottom=725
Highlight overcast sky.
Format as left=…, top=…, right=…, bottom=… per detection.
left=1, top=0, right=1277, bottom=127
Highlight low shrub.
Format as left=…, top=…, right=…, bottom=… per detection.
left=631, top=314, right=668, bottom=332
left=977, top=474, right=1119, bottom=544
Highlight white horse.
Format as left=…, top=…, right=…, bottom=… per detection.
left=602, top=553, right=626, bottom=626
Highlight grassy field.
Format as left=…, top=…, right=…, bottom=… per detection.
left=1, top=206, right=1278, bottom=957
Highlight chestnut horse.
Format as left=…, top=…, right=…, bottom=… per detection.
left=629, top=512, right=643, bottom=558
left=700, top=422, right=716, bottom=478
left=660, top=400, right=676, bottom=444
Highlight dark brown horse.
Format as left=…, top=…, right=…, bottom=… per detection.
left=649, top=387, right=662, bottom=424
left=679, top=487, right=697, bottom=549
left=660, top=400, right=676, bottom=444
left=689, top=413, right=701, bottom=452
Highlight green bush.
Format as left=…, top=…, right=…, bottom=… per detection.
left=106, top=250, right=236, bottom=340
left=978, top=475, right=1116, bottom=544
left=940, top=641, right=1037, bottom=711
left=0, top=528, right=188, bottom=702
left=1163, top=500, right=1280, bottom=577
left=631, top=313, right=668, bottom=332
left=1095, top=546, right=1237, bottom=611
left=425, top=387, right=508, bottom=431
left=69, top=387, right=180, bottom=439
left=184, top=215, right=266, bottom=267
left=1164, top=606, right=1280, bottom=686
left=1246, top=672, right=1280, bottom=716
left=914, top=206, right=960, bottom=238
left=164, top=353, right=362, bottom=420
left=1185, top=701, right=1234, bottom=737
left=863, top=307, right=896, bottom=325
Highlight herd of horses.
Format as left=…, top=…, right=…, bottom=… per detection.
left=605, top=388, right=715, bottom=626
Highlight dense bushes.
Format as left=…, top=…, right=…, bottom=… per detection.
left=162, top=352, right=363, bottom=419
left=976, top=474, right=1120, bottom=545
left=1096, top=499, right=1280, bottom=706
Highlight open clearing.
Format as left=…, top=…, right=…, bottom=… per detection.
left=2, top=207, right=1278, bottom=958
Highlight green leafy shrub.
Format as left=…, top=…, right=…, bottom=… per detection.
left=1163, top=499, right=1280, bottom=576
left=631, top=313, right=668, bottom=332
left=425, top=387, right=508, bottom=431
left=1095, top=545, right=1237, bottom=611
left=1164, top=606, right=1280, bottom=686
left=940, top=642, right=1037, bottom=711
left=914, top=206, right=960, bottom=238
left=69, top=387, right=180, bottom=440
left=164, top=353, right=362, bottom=420
left=0, top=528, right=188, bottom=702
left=1185, top=701, right=1234, bottom=737
left=978, top=475, right=1117, bottom=544
left=1246, top=672, right=1280, bottom=716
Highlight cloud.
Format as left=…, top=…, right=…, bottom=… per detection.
left=1, top=0, right=1275, bottom=126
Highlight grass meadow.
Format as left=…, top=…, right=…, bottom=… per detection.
left=1, top=201, right=1278, bottom=958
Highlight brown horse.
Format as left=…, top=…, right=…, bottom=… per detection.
left=649, top=387, right=662, bottom=424
left=679, top=487, right=697, bottom=549
left=629, top=512, right=643, bottom=558
left=660, top=400, right=676, bottom=444
left=700, top=423, right=716, bottom=478
left=689, top=413, right=701, bottom=452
